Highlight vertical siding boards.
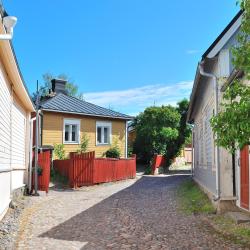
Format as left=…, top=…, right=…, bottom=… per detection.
left=53, top=152, right=136, bottom=188
left=0, top=62, right=11, bottom=170
left=93, top=157, right=136, bottom=184
left=32, top=151, right=51, bottom=193
left=53, top=159, right=71, bottom=178
left=71, top=151, right=95, bottom=188
left=42, top=112, right=126, bottom=158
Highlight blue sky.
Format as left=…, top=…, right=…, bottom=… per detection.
left=5, top=0, right=239, bottom=115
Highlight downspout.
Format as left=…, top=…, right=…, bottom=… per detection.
left=34, top=109, right=41, bottom=196
left=199, top=61, right=220, bottom=201
left=191, top=124, right=195, bottom=177
left=125, top=121, right=128, bottom=158
left=28, top=116, right=36, bottom=193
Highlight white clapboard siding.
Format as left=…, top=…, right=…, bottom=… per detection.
left=11, top=100, right=26, bottom=169
left=0, top=65, right=11, bottom=171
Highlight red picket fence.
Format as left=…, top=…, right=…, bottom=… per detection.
left=94, top=157, right=136, bottom=184
left=151, top=154, right=166, bottom=174
left=53, top=159, right=71, bottom=178
left=69, top=151, right=95, bottom=187
left=32, top=150, right=51, bottom=193
left=54, top=152, right=136, bottom=188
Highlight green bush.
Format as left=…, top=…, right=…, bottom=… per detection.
left=77, top=134, right=89, bottom=154
left=144, top=165, right=152, bottom=175
left=128, top=146, right=133, bottom=157
left=54, top=144, right=66, bottom=160
left=105, top=147, right=121, bottom=158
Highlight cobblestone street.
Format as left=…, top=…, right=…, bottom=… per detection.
left=14, top=175, right=243, bottom=250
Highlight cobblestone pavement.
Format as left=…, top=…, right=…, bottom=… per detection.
left=14, top=175, right=244, bottom=250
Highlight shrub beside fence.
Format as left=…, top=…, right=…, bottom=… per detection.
left=53, top=152, right=136, bottom=188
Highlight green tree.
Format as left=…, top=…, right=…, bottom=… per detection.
left=133, top=105, right=181, bottom=164
left=33, top=72, right=84, bottom=101
left=165, top=99, right=192, bottom=166
left=210, top=0, right=250, bottom=152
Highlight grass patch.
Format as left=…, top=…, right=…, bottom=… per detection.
left=211, top=215, right=250, bottom=245
left=177, top=179, right=216, bottom=215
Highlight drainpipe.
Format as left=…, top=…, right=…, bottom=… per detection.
left=34, top=109, right=41, bottom=196
left=28, top=116, right=36, bottom=193
left=125, top=121, right=128, bottom=158
left=199, top=61, right=220, bottom=201
left=191, top=124, right=195, bottom=177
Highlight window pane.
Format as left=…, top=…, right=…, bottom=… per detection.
left=97, top=127, right=102, bottom=143
left=104, top=127, right=108, bottom=143
left=65, top=125, right=69, bottom=141
left=72, top=125, right=77, bottom=142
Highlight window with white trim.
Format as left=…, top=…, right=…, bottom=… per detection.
left=63, top=119, right=80, bottom=144
left=96, top=122, right=112, bottom=145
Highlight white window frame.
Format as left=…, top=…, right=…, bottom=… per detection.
left=96, top=121, right=112, bottom=146
left=63, top=118, right=81, bottom=144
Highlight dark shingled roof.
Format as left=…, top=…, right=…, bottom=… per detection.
left=40, top=93, right=132, bottom=120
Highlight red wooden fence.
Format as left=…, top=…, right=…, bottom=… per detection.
left=70, top=151, right=95, bottom=188
left=32, top=150, right=51, bottom=193
left=151, top=154, right=166, bottom=174
left=54, top=159, right=71, bottom=178
left=54, top=152, right=136, bottom=188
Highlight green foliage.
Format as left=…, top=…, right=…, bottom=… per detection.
left=144, top=165, right=152, bottom=175
left=211, top=81, right=250, bottom=152
left=54, top=144, right=66, bottom=160
left=128, top=146, right=133, bottom=157
left=165, top=99, right=192, bottom=166
left=77, top=134, right=89, bottom=154
left=177, top=180, right=216, bottom=215
left=33, top=72, right=84, bottom=101
left=105, top=146, right=121, bottom=158
left=133, top=99, right=191, bottom=167
left=133, top=105, right=180, bottom=163
left=211, top=1, right=250, bottom=152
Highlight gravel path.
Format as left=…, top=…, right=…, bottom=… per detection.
left=11, top=175, right=244, bottom=249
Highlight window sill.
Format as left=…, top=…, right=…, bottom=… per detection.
left=96, top=143, right=111, bottom=146
left=63, top=142, right=80, bottom=145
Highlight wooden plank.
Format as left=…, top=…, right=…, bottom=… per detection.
left=240, top=145, right=249, bottom=210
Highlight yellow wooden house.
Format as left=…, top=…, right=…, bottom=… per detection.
left=38, top=79, right=132, bottom=158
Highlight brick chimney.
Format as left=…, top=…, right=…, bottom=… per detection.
left=51, top=79, right=67, bottom=95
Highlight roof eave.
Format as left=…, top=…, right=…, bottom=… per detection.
left=186, top=65, right=201, bottom=123
left=202, top=10, right=243, bottom=59
left=41, top=108, right=133, bottom=121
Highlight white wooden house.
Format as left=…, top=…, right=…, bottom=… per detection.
left=0, top=8, right=34, bottom=220
left=187, top=10, right=250, bottom=212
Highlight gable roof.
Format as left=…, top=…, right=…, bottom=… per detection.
left=187, top=10, right=243, bottom=123
left=40, top=93, right=132, bottom=120
left=0, top=4, right=34, bottom=111
left=202, top=10, right=243, bottom=59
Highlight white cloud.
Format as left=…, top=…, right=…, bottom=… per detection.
left=84, top=81, right=193, bottom=116
left=186, top=49, right=200, bottom=55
